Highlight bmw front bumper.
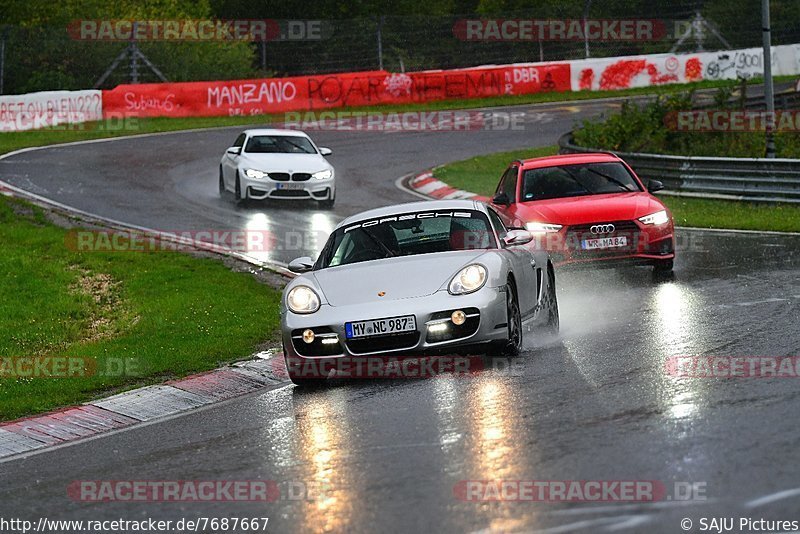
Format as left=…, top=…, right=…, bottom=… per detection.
left=241, top=176, right=335, bottom=201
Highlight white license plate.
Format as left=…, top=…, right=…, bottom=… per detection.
left=276, top=183, right=304, bottom=190
left=582, top=236, right=628, bottom=249
left=346, top=315, right=417, bottom=339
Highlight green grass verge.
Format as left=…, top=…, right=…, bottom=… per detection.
left=0, top=195, right=281, bottom=421
left=432, top=146, right=800, bottom=233
left=661, top=195, right=800, bottom=232
left=2, top=76, right=792, bottom=156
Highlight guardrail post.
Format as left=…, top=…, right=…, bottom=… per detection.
left=762, top=0, right=776, bottom=158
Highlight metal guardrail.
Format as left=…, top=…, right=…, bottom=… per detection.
left=558, top=133, right=800, bottom=203
left=694, top=86, right=800, bottom=111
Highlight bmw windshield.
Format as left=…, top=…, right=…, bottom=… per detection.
left=244, top=135, right=317, bottom=154
left=317, top=210, right=497, bottom=269
left=521, top=162, right=643, bottom=202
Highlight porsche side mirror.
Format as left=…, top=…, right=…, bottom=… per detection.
left=319, top=147, right=333, bottom=156
left=648, top=179, right=664, bottom=193
left=226, top=146, right=241, bottom=155
left=492, top=192, right=510, bottom=206
left=288, top=257, right=315, bottom=273
left=503, top=229, right=533, bottom=247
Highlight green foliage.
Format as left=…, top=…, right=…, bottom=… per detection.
left=574, top=92, right=694, bottom=153
left=1, top=0, right=259, bottom=91
left=574, top=89, right=800, bottom=158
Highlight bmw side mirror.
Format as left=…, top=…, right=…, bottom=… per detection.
left=502, top=229, right=533, bottom=247
left=288, top=257, right=315, bottom=273
left=492, top=192, right=510, bottom=206
left=319, top=147, right=333, bottom=156
left=648, top=180, right=664, bottom=193
left=227, top=146, right=241, bottom=155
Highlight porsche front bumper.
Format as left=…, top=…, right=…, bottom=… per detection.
left=280, top=286, right=510, bottom=365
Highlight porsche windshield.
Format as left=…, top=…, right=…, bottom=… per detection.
left=244, top=135, right=317, bottom=154
left=521, top=161, right=642, bottom=201
left=318, top=210, right=496, bottom=268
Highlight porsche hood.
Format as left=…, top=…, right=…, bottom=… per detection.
left=311, top=250, right=488, bottom=306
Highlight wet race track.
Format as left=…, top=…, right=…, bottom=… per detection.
left=1, top=98, right=800, bottom=533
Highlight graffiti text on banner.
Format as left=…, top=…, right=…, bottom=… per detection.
left=101, top=65, right=571, bottom=119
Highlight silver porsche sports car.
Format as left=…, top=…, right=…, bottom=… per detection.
left=280, top=199, right=559, bottom=385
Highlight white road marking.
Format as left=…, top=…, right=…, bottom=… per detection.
left=678, top=225, right=800, bottom=237
left=746, top=487, right=800, bottom=508
left=415, top=180, right=448, bottom=194
left=546, top=500, right=715, bottom=516
left=717, top=297, right=790, bottom=309
left=531, top=515, right=653, bottom=533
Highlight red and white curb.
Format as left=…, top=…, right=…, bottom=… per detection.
left=405, top=170, right=490, bottom=202
left=0, top=354, right=289, bottom=461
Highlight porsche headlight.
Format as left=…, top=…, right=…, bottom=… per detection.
left=287, top=285, right=321, bottom=314
left=526, top=222, right=563, bottom=233
left=449, top=264, right=487, bottom=295
left=638, top=210, right=670, bottom=226
left=244, top=168, right=268, bottom=179
left=312, top=169, right=333, bottom=180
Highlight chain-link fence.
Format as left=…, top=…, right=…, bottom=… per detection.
left=1, top=0, right=799, bottom=95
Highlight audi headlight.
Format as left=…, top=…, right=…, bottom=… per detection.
left=638, top=210, right=669, bottom=226
left=526, top=222, right=563, bottom=233
left=449, top=264, right=487, bottom=295
left=312, top=169, right=333, bottom=180
left=287, top=285, right=321, bottom=314
left=244, top=168, right=268, bottom=179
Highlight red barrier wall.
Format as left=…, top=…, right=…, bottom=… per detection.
left=102, top=64, right=571, bottom=118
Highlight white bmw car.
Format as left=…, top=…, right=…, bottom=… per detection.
left=219, top=129, right=336, bottom=208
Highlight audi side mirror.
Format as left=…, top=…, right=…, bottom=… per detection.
left=502, top=229, right=533, bottom=247
left=288, top=257, right=314, bottom=273
left=492, top=192, right=510, bottom=206
left=226, top=146, right=241, bottom=155
left=648, top=180, right=664, bottom=193
left=319, top=147, right=333, bottom=156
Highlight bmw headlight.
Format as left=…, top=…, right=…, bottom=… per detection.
left=312, top=169, right=333, bottom=180
left=244, top=168, right=268, bottom=179
left=526, top=222, right=563, bottom=233
left=287, top=285, right=321, bottom=314
left=449, top=264, right=487, bottom=295
left=638, top=210, right=669, bottom=226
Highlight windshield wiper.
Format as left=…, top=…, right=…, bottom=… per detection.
left=583, top=167, right=636, bottom=192
left=282, top=138, right=313, bottom=154
left=556, top=167, right=592, bottom=193
left=361, top=229, right=398, bottom=258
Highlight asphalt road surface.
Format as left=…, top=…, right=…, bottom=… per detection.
left=1, top=96, right=800, bottom=533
